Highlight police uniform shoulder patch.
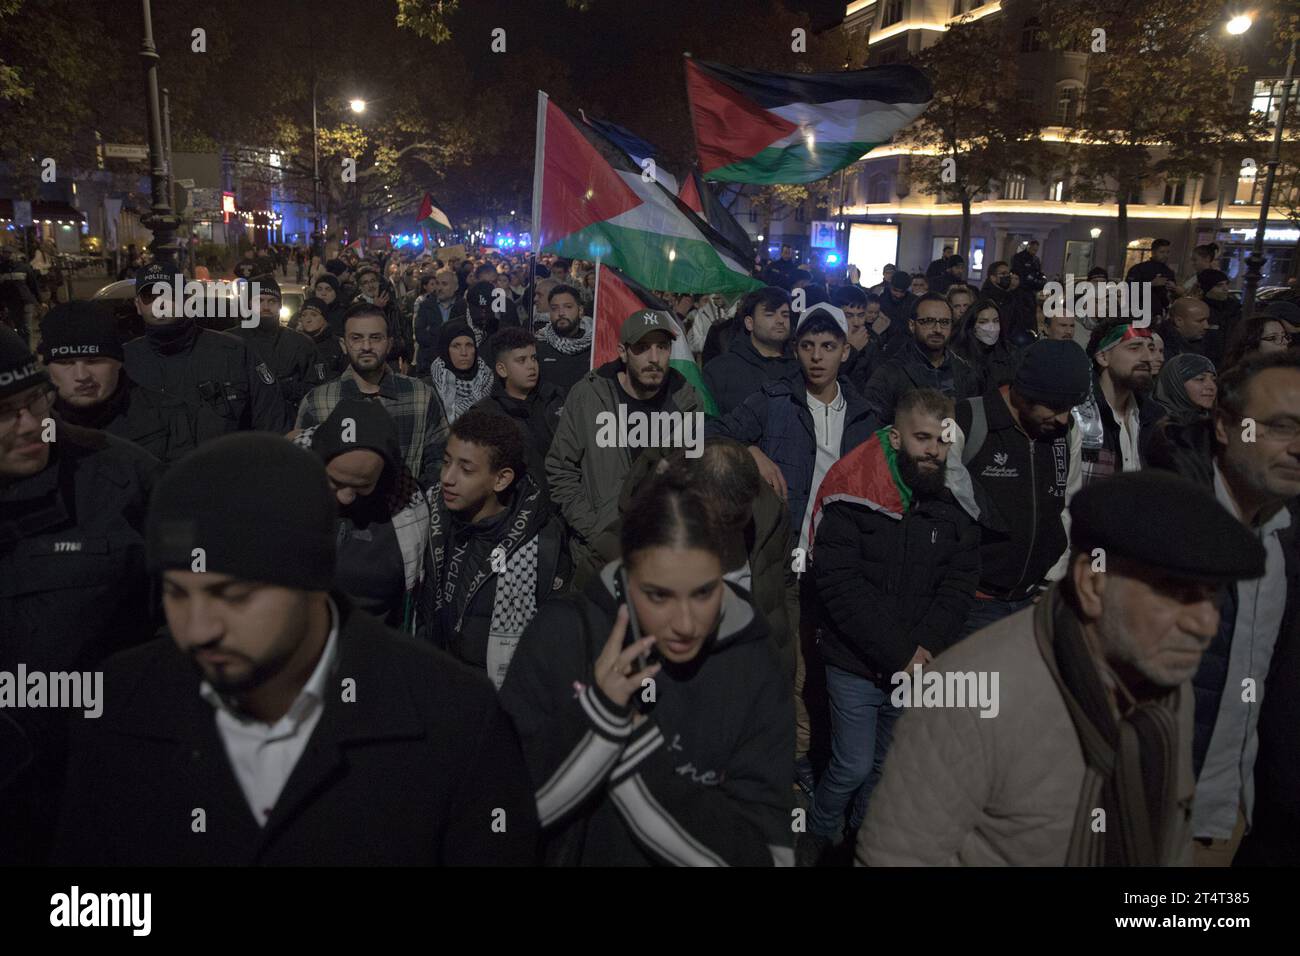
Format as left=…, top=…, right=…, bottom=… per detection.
left=255, top=362, right=275, bottom=385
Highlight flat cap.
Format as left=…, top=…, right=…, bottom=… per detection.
left=1069, top=469, right=1265, bottom=583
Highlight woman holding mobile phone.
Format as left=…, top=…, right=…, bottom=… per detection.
left=499, top=471, right=793, bottom=866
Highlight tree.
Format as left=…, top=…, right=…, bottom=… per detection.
left=1037, top=0, right=1265, bottom=275
left=905, top=14, right=1047, bottom=260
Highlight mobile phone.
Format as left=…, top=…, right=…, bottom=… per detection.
left=615, top=565, right=649, bottom=671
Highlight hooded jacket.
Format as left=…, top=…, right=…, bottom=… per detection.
left=578, top=448, right=795, bottom=657
left=705, top=372, right=876, bottom=532
left=416, top=472, right=571, bottom=689
left=945, top=386, right=1075, bottom=601
left=810, top=430, right=980, bottom=681
left=297, top=401, right=432, bottom=630
left=702, top=334, right=798, bottom=417
left=546, top=360, right=700, bottom=563
left=497, top=563, right=794, bottom=865
left=310, top=275, right=349, bottom=338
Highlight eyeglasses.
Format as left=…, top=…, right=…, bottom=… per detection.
left=0, top=385, right=56, bottom=432
left=1261, top=333, right=1294, bottom=346
left=914, top=317, right=953, bottom=329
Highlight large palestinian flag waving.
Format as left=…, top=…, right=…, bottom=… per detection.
left=591, top=264, right=718, bottom=417
left=417, top=193, right=452, bottom=234
left=684, top=57, right=932, bottom=185
left=531, top=92, right=760, bottom=294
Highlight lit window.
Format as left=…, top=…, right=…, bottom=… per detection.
left=1003, top=173, right=1026, bottom=200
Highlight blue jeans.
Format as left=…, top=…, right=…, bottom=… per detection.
left=808, top=664, right=901, bottom=840
left=961, top=595, right=1033, bottom=640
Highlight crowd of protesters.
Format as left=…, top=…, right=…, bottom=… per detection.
left=2, top=231, right=1299, bottom=869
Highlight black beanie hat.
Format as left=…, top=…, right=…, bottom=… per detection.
left=1014, top=339, right=1092, bottom=409
left=310, top=398, right=400, bottom=478
left=312, top=273, right=340, bottom=295
left=300, top=296, right=328, bottom=316
left=324, top=258, right=347, bottom=276
left=38, top=301, right=124, bottom=362
left=253, top=273, right=281, bottom=300
left=147, top=433, right=336, bottom=590
left=891, top=270, right=913, bottom=291
left=0, top=327, right=47, bottom=401
left=1197, top=269, right=1229, bottom=294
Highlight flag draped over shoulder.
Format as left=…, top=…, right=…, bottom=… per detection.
left=684, top=57, right=932, bottom=185
left=807, top=428, right=912, bottom=556
left=531, top=91, right=761, bottom=295
left=592, top=263, right=719, bottom=418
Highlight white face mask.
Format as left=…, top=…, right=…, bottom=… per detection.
left=974, top=323, right=1000, bottom=346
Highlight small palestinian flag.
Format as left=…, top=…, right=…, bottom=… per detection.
left=807, top=428, right=911, bottom=558
left=685, top=57, right=932, bottom=185
left=418, top=193, right=452, bottom=234
left=592, top=264, right=718, bottom=417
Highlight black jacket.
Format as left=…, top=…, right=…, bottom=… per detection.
left=861, top=340, right=983, bottom=426
left=953, top=388, right=1072, bottom=600
left=702, top=314, right=743, bottom=367
left=981, top=280, right=1037, bottom=338
left=473, top=379, right=565, bottom=492
left=1010, top=250, right=1046, bottom=292
left=55, top=376, right=197, bottom=466
left=951, top=336, right=1021, bottom=393
left=1202, top=295, right=1242, bottom=367
left=0, top=425, right=160, bottom=863
left=303, top=325, right=349, bottom=384
left=125, top=323, right=292, bottom=442
left=416, top=473, right=572, bottom=682
left=53, top=593, right=539, bottom=865
left=814, top=473, right=980, bottom=681
left=498, top=564, right=793, bottom=865
left=231, top=320, right=320, bottom=426
left=535, top=333, right=592, bottom=397
left=879, top=290, right=917, bottom=324
left=702, top=335, right=798, bottom=416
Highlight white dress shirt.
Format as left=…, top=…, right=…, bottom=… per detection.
left=200, top=598, right=341, bottom=826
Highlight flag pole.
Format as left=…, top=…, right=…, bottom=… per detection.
left=529, top=90, right=548, bottom=332
left=590, top=259, right=602, bottom=370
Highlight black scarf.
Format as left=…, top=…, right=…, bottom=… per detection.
left=145, top=316, right=198, bottom=355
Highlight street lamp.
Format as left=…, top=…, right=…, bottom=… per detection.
left=349, top=98, right=367, bottom=114
left=1233, top=14, right=1297, bottom=317
left=138, top=0, right=179, bottom=270
left=1226, top=15, right=1252, bottom=36
left=1090, top=227, right=1102, bottom=238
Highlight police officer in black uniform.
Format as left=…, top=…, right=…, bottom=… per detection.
left=230, top=275, right=318, bottom=425
left=0, top=328, right=160, bottom=862
left=39, top=301, right=197, bottom=465
left=123, top=262, right=290, bottom=443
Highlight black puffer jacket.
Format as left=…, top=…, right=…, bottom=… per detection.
left=812, top=433, right=980, bottom=681
left=473, top=379, right=566, bottom=493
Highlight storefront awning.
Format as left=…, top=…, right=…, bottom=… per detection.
left=0, top=199, right=87, bottom=224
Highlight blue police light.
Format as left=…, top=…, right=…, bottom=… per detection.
left=825, top=252, right=841, bottom=265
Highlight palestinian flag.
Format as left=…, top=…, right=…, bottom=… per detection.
left=417, top=193, right=452, bottom=234
left=592, top=263, right=718, bottom=418
left=807, top=428, right=911, bottom=558
left=581, top=111, right=757, bottom=271
left=684, top=57, right=932, bottom=185
left=530, top=91, right=761, bottom=295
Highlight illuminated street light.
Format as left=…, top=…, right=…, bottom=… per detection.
left=349, top=98, right=367, bottom=113
left=1225, top=14, right=1252, bottom=35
